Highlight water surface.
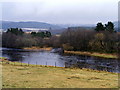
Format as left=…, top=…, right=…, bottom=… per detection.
left=1, top=48, right=120, bottom=73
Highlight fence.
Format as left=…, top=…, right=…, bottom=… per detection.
left=1, top=60, right=68, bottom=68
left=1, top=60, right=118, bottom=73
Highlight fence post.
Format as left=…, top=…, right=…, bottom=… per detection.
left=21, top=61, right=22, bottom=66
left=28, top=61, right=29, bottom=66
left=46, top=62, right=47, bottom=67
left=36, top=61, right=37, bottom=66
left=55, top=62, right=56, bottom=67
left=64, top=62, right=66, bottom=68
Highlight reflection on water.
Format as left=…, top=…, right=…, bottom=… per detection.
left=1, top=48, right=120, bottom=73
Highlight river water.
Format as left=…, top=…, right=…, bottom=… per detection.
left=1, top=48, right=120, bottom=73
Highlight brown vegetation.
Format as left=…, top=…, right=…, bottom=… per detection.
left=2, top=25, right=120, bottom=58
left=64, top=51, right=118, bottom=59
left=23, top=47, right=52, bottom=51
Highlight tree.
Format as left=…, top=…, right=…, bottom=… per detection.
left=31, top=31, right=51, bottom=38
left=31, top=32, right=37, bottom=36
left=89, top=33, right=106, bottom=52
left=45, top=31, right=51, bottom=37
left=38, top=32, right=45, bottom=38
left=105, top=22, right=115, bottom=32
left=7, top=28, right=24, bottom=35
left=19, top=28, right=24, bottom=35
left=2, top=32, right=17, bottom=48
left=60, top=29, right=95, bottom=51
left=31, top=32, right=45, bottom=38
left=95, top=23, right=105, bottom=32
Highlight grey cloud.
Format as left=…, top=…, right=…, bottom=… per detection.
left=1, top=1, right=118, bottom=24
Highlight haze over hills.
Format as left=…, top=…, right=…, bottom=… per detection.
left=1, top=21, right=63, bottom=30
left=0, top=21, right=95, bottom=34
left=0, top=21, right=66, bottom=34
left=1, top=21, right=119, bottom=32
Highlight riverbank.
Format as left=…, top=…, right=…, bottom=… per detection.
left=23, top=47, right=52, bottom=51
left=64, top=51, right=118, bottom=59
left=4, top=46, right=118, bottom=59
left=23, top=47, right=118, bottom=59
left=2, top=59, right=118, bottom=88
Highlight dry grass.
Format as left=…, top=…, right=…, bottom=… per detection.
left=64, top=51, right=118, bottom=59
left=23, top=47, right=52, bottom=51
left=2, top=60, right=118, bottom=88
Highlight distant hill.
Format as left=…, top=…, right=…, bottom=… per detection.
left=0, top=21, right=95, bottom=34
left=113, top=21, right=120, bottom=32
left=1, top=21, right=119, bottom=33
left=56, top=24, right=95, bottom=28
left=1, top=21, right=63, bottom=30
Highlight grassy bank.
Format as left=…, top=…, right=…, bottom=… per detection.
left=64, top=51, right=118, bottom=59
left=2, top=59, right=118, bottom=88
left=22, top=47, right=118, bottom=59
left=23, top=47, right=52, bottom=51
left=4, top=46, right=118, bottom=59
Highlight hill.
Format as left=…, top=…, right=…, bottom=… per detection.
left=1, top=21, right=119, bottom=33
left=1, top=21, right=63, bottom=30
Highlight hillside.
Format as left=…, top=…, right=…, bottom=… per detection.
left=1, top=21, right=63, bottom=30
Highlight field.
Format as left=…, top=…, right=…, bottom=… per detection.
left=2, top=60, right=118, bottom=88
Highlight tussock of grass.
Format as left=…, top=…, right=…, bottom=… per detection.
left=2, top=59, right=118, bottom=88
left=64, top=51, right=118, bottom=59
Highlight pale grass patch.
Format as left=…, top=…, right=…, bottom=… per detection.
left=65, top=50, right=118, bottom=59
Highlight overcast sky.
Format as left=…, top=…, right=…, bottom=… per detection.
left=0, top=0, right=119, bottom=24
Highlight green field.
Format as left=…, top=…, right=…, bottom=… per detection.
left=2, top=60, right=118, bottom=88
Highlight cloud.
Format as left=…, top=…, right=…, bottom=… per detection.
left=1, top=0, right=119, bottom=24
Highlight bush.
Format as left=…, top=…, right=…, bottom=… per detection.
left=62, top=43, right=74, bottom=51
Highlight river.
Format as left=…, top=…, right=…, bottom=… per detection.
left=1, top=48, right=120, bottom=73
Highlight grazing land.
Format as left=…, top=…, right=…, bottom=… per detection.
left=2, top=60, right=118, bottom=88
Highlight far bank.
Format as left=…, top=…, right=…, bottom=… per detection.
left=22, top=47, right=118, bottom=59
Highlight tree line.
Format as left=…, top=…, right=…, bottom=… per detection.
left=60, top=22, right=120, bottom=54
left=95, top=22, right=115, bottom=32
left=2, top=22, right=120, bottom=54
left=2, top=28, right=52, bottom=48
